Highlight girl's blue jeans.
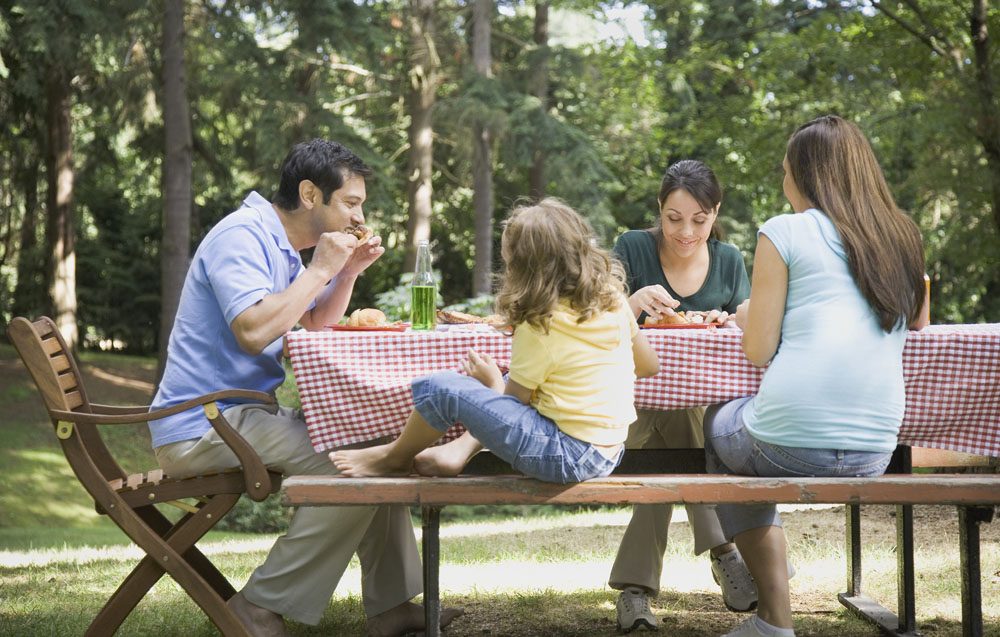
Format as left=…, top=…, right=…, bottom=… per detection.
left=412, top=371, right=622, bottom=484
left=703, top=396, right=893, bottom=539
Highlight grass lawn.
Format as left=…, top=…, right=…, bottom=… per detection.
left=1, top=344, right=997, bottom=635
left=2, top=504, right=998, bottom=636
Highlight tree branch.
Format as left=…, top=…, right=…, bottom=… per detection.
left=867, top=0, right=962, bottom=71
left=899, top=0, right=956, bottom=51
left=692, top=4, right=840, bottom=42
left=868, top=1, right=948, bottom=57
left=321, top=91, right=393, bottom=110
left=285, top=49, right=396, bottom=81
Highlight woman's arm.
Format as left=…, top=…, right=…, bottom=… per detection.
left=909, top=278, right=930, bottom=330
left=631, top=330, right=660, bottom=378
left=738, top=234, right=788, bottom=367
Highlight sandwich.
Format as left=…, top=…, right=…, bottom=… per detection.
left=436, top=310, right=506, bottom=327
left=345, top=224, right=374, bottom=242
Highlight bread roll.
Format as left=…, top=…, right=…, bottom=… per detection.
left=347, top=308, right=387, bottom=327
left=645, top=311, right=690, bottom=326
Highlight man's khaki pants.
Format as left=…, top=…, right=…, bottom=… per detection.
left=607, top=407, right=728, bottom=595
left=155, top=403, right=423, bottom=625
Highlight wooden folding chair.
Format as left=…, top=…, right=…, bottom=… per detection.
left=7, top=316, right=283, bottom=636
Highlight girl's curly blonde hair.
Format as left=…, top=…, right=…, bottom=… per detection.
left=494, top=198, right=626, bottom=332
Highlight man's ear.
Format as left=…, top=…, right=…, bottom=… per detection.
left=298, top=179, right=318, bottom=210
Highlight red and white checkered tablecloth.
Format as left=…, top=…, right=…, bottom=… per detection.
left=286, top=323, right=1000, bottom=457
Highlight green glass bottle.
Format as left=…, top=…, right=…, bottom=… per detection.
left=410, top=240, right=436, bottom=331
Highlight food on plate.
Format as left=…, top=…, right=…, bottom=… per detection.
left=436, top=309, right=506, bottom=327
left=345, top=224, right=374, bottom=242
left=346, top=308, right=387, bottom=327
left=645, top=311, right=691, bottom=325
left=644, top=310, right=715, bottom=326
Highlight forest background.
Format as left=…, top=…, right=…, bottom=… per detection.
left=1, top=0, right=998, bottom=369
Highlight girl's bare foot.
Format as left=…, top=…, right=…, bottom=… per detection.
left=414, top=444, right=468, bottom=476
left=329, top=445, right=413, bottom=477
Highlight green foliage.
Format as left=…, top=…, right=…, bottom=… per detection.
left=2, top=0, right=999, bottom=351
left=443, top=293, right=496, bottom=316
left=214, top=494, right=291, bottom=534
left=75, top=143, right=162, bottom=353
left=370, top=271, right=496, bottom=323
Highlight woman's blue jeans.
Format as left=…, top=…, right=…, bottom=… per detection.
left=703, top=396, right=893, bottom=539
left=412, top=371, right=622, bottom=484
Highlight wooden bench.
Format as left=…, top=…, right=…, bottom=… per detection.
left=281, top=448, right=998, bottom=637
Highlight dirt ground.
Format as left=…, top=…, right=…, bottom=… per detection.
left=425, top=502, right=1000, bottom=636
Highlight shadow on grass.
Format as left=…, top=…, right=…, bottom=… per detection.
left=1, top=581, right=930, bottom=637
left=1, top=524, right=994, bottom=637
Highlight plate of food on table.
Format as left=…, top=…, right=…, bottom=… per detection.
left=327, top=308, right=409, bottom=331
left=640, top=310, right=728, bottom=329
left=435, top=309, right=511, bottom=333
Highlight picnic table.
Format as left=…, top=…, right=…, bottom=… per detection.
left=283, top=322, right=999, bottom=637
left=286, top=322, right=1000, bottom=457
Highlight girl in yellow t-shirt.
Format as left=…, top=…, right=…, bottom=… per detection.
left=331, top=198, right=659, bottom=483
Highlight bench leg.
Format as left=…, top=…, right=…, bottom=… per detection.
left=896, top=504, right=917, bottom=634
left=959, top=505, right=993, bottom=637
left=422, top=505, right=442, bottom=637
left=839, top=504, right=922, bottom=637
left=847, top=503, right=862, bottom=596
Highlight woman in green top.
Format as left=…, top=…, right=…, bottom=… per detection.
left=609, top=160, right=754, bottom=633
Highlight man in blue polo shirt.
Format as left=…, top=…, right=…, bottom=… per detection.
left=150, top=139, right=460, bottom=636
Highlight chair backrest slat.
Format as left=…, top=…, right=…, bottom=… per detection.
left=57, top=371, right=78, bottom=393
left=8, top=317, right=127, bottom=482
left=41, top=336, right=63, bottom=356
left=50, top=354, right=71, bottom=374
left=64, top=390, right=85, bottom=411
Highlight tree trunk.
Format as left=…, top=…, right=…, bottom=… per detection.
left=969, top=0, right=1000, bottom=238
left=160, top=0, right=193, bottom=381
left=0, top=174, right=12, bottom=268
left=404, top=0, right=439, bottom=272
left=12, top=159, right=41, bottom=319
left=44, top=64, right=77, bottom=350
left=528, top=1, right=549, bottom=202
left=471, top=0, right=494, bottom=296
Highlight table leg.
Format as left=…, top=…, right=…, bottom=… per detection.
left=422, top=505, right=441, bottom=637
left=959, top=505, right=993, bottom=637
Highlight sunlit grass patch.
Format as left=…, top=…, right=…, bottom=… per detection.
left=0, top=499, right=996, bottom=635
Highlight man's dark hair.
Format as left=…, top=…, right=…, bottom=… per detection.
left=273, top=139, right=374, bottom=211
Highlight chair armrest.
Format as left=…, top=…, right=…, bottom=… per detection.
left=51, top=389, right=277, bottom=500
left=49, top=390, right=275, bottom=425
left=201, top=401, right=276, bottom=501
left=88, top=404, right=156, bottom=416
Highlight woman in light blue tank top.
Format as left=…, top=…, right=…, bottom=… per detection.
left=703, top=116, right=928, bottom=637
